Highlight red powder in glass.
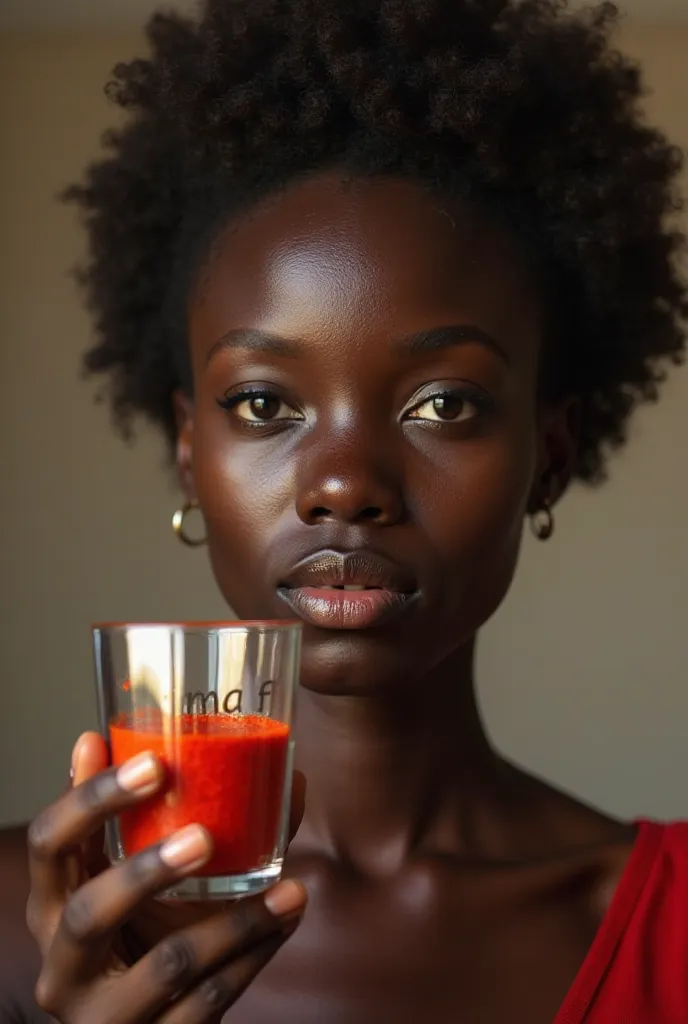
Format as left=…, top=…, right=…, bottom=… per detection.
left=110, top=712, right=289, bottom=876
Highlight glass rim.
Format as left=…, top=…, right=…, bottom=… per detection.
left=92, top=619, right=301, bottom=633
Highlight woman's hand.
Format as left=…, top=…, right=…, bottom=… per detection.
left=26, top=733, right=307, bottom=1023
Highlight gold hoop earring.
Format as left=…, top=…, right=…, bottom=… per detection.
left=530, top=501, right=555, bottom=542
left=172, top=500, right=207, bottom=547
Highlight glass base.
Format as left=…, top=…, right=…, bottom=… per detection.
left=158, top=862, right=284, bottom=901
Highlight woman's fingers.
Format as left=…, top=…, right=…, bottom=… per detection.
left=32, top=753, right=164, bottom=858
left=72, top=732, right=109, bottom=787
left=36, top=875, right=306, bottom=1023
left=72, top=732, right=112, bottom=877
left=27, top=752, right=166, bottom=939
left=157, top=933, right=287, bottom=1024
left=37, top=825, right=213, bottom=992
left=119, top=881, right=307, bottom=1023
left=29, top=733, right=309, bottom=1024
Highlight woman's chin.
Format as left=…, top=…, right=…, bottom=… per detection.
left=295, top=627, right=441, bottom=697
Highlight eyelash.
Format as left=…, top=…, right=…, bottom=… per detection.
left=216, top=387, right=303, bottom=428
left=405, top=387, right=492, bottom=424
left=216, top=385, right=493, bottom=429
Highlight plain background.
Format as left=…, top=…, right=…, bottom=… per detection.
left=1, top=19, right=687, bottom=827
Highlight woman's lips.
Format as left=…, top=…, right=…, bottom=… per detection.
left=276, top=549, right=419, bottom=629
left=277, top=585, right=415, bottom=630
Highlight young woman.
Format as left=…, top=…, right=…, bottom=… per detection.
left=3, top=0, right=687, bottom=1021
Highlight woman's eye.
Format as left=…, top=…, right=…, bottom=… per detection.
left=406, top=392, right=477, bottom=423
left=219, top=391, right=303, bottom=424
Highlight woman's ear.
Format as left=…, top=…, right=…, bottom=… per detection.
left=530, top=396, right=580, bottom=510
left=172, top=390, right=196, bottom=499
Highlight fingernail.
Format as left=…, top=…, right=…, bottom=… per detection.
left=264, top=880, right=307, bottom=919
left=160, top=825, right=211, bottom=870
left=71, top=735, right=87, bottom=779
left=115, top=752, right=160, bottom=795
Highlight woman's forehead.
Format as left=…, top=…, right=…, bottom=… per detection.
left=190, top=173, right=544, bottom=352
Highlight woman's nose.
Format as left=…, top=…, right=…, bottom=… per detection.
left=295, top=437, right=405, bottom=528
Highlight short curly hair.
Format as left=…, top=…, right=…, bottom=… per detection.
left=66, top=0, right=687, bottom=483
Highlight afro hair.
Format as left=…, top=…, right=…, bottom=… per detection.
left=66, top=0, right=687, bottom=483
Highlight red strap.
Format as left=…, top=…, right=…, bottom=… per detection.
left=553, top=821, right=664, bottom=1024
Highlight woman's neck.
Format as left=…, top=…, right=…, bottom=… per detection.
left=292, top=640, right=517, bottom=874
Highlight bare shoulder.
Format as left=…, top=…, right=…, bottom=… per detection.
left=0, top=825, right=49, bottom=1023
left=502, top=759, right=635, bottom=852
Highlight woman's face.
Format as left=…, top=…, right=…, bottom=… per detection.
left=179, top=173, right=571, bottom=694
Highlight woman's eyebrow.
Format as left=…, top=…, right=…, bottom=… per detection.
left=206, top=323, right=509, bottom=365
left=398, top=325, right=510, bottom=365
left=206, top=328, right=300, bottom=365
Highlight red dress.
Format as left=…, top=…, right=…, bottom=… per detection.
left=555, top=821, right=688, bottom=1023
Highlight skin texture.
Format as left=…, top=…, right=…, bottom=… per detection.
left=14, top=172, right=637, bottom=1024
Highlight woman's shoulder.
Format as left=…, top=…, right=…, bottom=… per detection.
left=602, top=820, right=688, bottom=969
left=0, top=825, right=50, bottom=1023
left=554, top=819, right=688, bottom=1022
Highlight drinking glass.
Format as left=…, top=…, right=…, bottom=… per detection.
left=93, top=621, right=301, bottom=899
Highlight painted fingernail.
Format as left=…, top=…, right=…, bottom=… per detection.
left=160, top=825, right=211, bottom=870
left=115, top=752, right=160, bottom=796
left=264, top=880, right=307, bottom=919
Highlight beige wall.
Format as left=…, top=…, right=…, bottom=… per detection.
left=1, top=27, right=687, bottom=827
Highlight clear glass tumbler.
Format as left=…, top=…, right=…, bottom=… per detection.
left=93, top=621, right=301, bottom=899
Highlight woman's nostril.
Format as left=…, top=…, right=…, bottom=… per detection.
left=297, top=476, right=404, bottom=528
left=311, top=506, right=333, bottom=521
left=308, top=504, right=385, bottom=524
